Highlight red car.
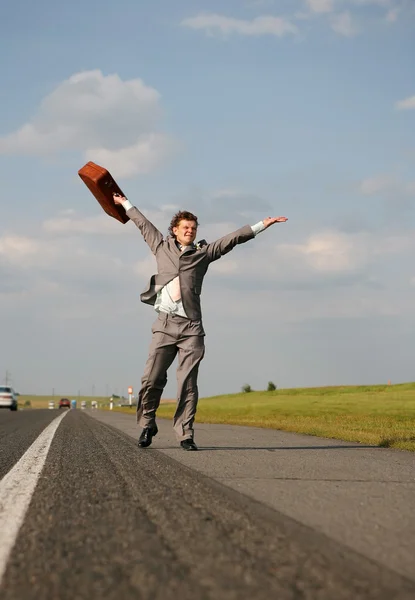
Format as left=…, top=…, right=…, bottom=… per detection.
left=59, top=398, right=70, bottom=409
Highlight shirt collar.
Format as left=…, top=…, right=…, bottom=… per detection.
left=176, top=240, right=196, bottom=252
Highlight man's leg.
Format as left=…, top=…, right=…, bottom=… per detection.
left=137, top=329, right=177, bottom=429
left=173, top=333, right=205, bottom=443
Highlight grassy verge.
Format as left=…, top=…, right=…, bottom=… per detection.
left=153, top=383, right=415, bottom=451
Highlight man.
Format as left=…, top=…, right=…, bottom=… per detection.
left=113, top=192, right=288, bottom=451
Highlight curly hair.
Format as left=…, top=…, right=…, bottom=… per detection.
left=168, top=210, right=199, bottom=238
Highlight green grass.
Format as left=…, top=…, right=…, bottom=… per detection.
left=19, top=383, right=415, bottom=451
left=154, top=383, right=415, bottom=452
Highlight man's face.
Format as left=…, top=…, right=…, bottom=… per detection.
left=173, top=219, right=198, bottom=246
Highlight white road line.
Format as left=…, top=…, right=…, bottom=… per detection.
left=0, top=411, right=68, bottom=583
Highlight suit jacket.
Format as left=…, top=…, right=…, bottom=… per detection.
left=126, top=206, right=255, bottom=321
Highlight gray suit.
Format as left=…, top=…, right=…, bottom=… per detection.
left=127, top=206, right=255, bottom=440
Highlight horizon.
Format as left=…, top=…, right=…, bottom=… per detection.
left=15, top=379, right=415, bottom=399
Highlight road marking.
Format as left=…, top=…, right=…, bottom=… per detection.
left=0, top=411, right=68, bottom=583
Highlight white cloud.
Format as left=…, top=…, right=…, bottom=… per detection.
left=0, top=70, right=177, bottom=178
left=305, top=0, right=334, bottom=13
left=330, top=11, right=360, bottom=35
left=309, top=228, right=411, bottom=263
left=42, top=213, right=127, bottom=236
left=407, top=182, right=415, bottom=195
left=85, top=133, right=177, bottom=178
left=0, top=236, right=44, bottom=267
left=358, top=174, right=415, bottom=203
left=282, top=229, right=413, bottom=273
left=181, top=13, right=298, bottom=37
left=2, top=196, right=414, bottom=325
left=0, top=233, right=90, bottom=273
left=395, top=95, right=415, bottom=110
left=41, top=204, right=184, bottom=241
left=359, top=174, right=395, bottom=195
left=302, top=0, right=399, bottom=12
left=278, top=230, right=370, bottom=273
left=183, top=2, right=411, bottom=40
left=0, top=226, right=135, bottom=303
left=206, top=227, right=415, bottom=291
left=210, top=259, right=240, bottom=274
left=350, top=0, right=391, bottom=6
left=385, top=8, right=399, bottom=21
left=301, top=0, right=407, bottom=33
left=246, top=0, right=276, bottom=6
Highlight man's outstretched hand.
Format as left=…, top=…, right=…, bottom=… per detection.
left=263, top=216, right=288, bottom=228
left=113, top=193, right=127, bottom=205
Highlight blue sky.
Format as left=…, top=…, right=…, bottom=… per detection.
left=0, top=0, right=414, bottom=397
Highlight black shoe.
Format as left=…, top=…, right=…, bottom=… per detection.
left=180, top=439, right=198, bottom=451
left=138, top=425, right=158, bottom=448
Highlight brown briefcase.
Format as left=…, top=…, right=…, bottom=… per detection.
left=78, top=161, right=129, bottom=224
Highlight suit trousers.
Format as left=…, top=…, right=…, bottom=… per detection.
left=136, top=312, right=205, bottom=441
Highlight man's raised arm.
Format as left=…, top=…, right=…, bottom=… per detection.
left=205, top=216, right=288, bottom=263
left=113, top=193, right=163, bottom=255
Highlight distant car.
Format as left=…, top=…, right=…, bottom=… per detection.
left=0, top=386, right=18, bottom=411
left=58, top=398, right=70, bottom=409
left=81, top=400, right=87, bottom=410
left=48, top=401, right=55, bottom=409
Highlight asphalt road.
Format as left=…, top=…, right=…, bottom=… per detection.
left=0, top=409, right=59, bottom=480
left=0, top=409, right=414, bottom=600
left=91, top=412, right=415, bottom=583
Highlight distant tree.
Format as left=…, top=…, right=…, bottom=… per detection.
left=267, top=381, right=276, bottom=391
left=242, top=384, right=252, bottom=393
left=24, top=400, right=31, bottom=407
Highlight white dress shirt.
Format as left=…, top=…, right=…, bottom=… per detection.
left=121, top=199, right=266, bottom=318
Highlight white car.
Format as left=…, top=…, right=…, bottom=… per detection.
left=0, top=386, right=18, bottom=411
left=48, top=401, right=55, bottom=409
left=81, top=401, right=87, bottom=410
